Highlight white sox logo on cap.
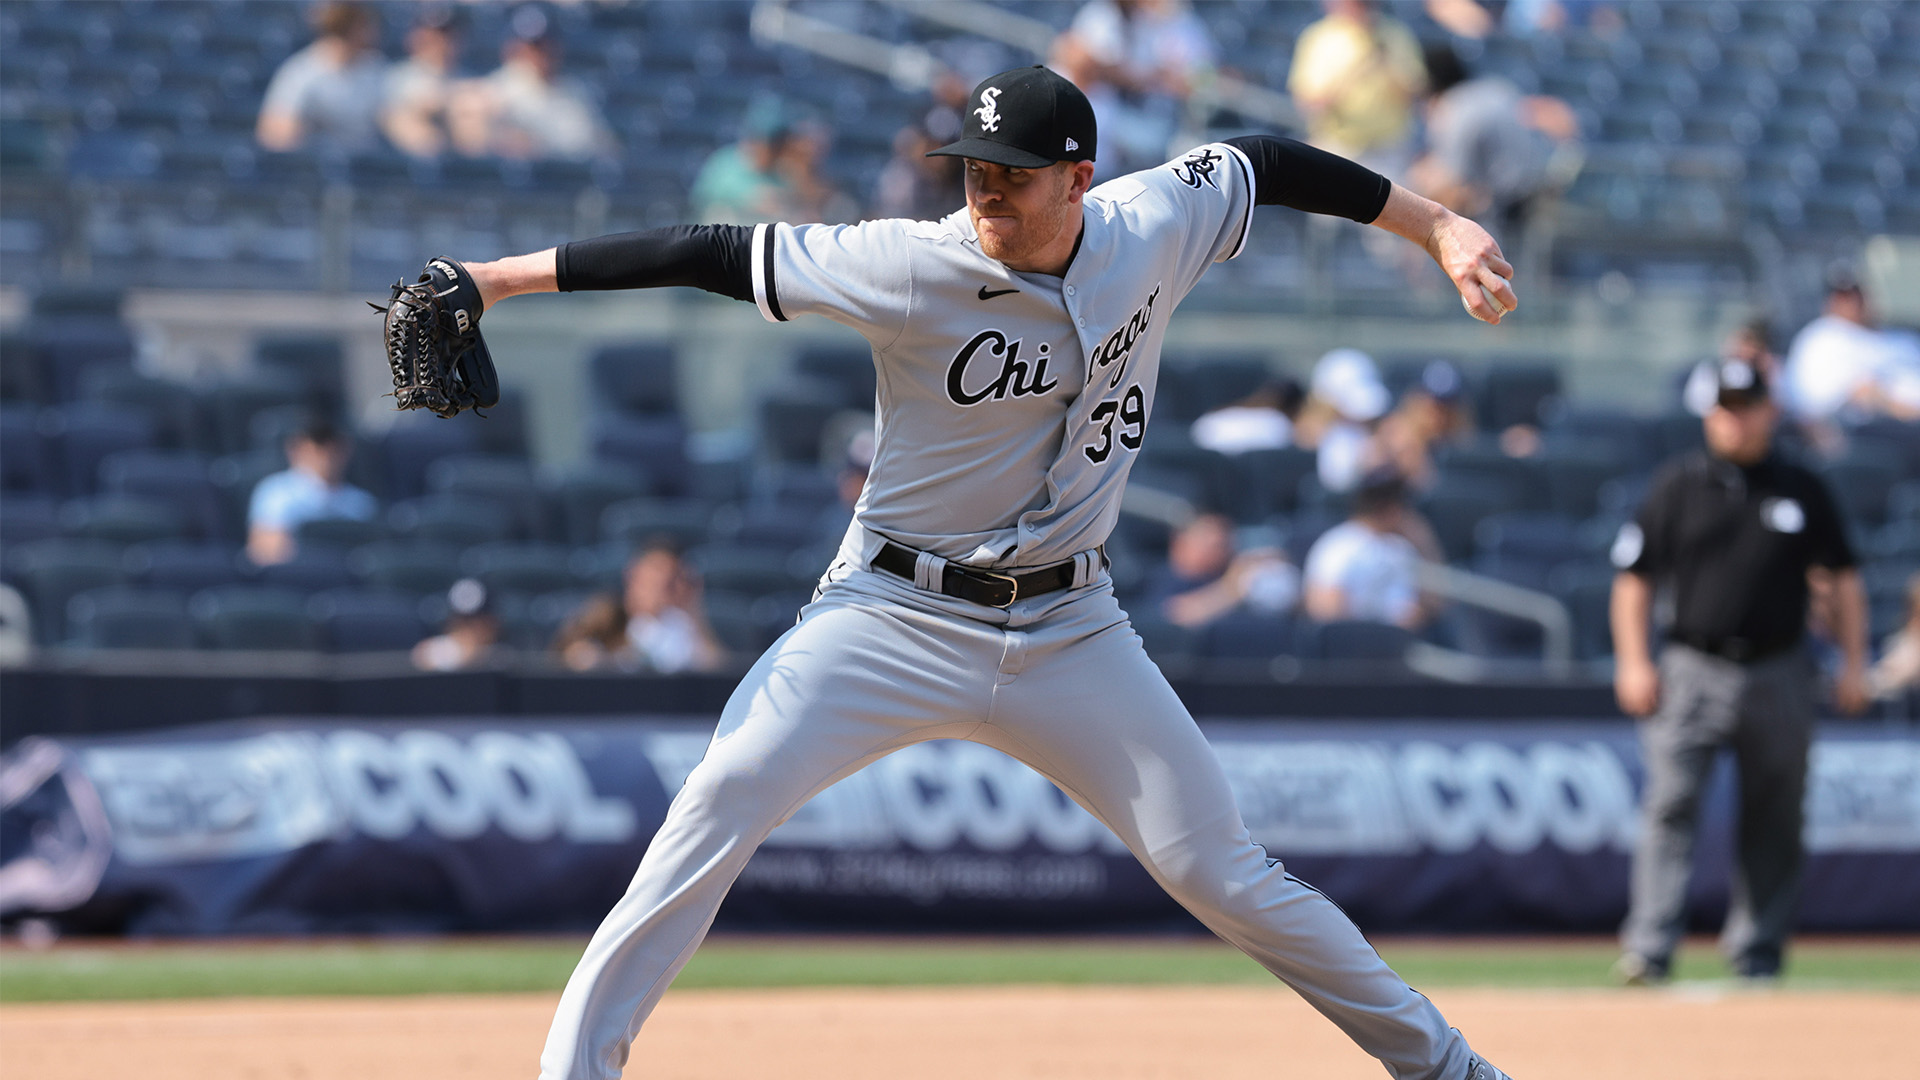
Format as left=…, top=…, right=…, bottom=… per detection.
left=974, top=87, right=1002, bottom=133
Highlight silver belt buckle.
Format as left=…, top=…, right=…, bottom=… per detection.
left=970, top=567, right=1020, bottom=608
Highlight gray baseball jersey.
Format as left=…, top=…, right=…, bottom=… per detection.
left=751, top=142, right=1255, bottom=568
left=537, top=145, right=1494, bottom=1080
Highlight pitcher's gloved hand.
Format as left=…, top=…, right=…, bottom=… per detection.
left=371, top=256, right=499, bottom=418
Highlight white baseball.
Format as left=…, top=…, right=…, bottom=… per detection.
left=1464, top=281, right=1511, bottom=322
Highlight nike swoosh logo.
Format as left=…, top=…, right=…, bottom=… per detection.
left=978, top=286, right=1018, bottom=300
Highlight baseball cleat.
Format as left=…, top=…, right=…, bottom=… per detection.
left=1465, top=1055, right=1514, bottom=1079
left=1611, top=952, right=1670, bottom=986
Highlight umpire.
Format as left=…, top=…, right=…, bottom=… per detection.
left=1609, top=357, right=1870, bottom=985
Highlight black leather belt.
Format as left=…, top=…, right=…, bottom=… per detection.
left=870, top=540, right=1094, bottom=609
left=1670, top=633, right=1799, bottom=665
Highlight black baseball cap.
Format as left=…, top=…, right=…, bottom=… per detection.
left=1710, top=357, right=1770, bottom=408
left=927, top=66, right=1096, bottom=169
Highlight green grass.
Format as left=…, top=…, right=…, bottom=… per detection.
left=2, top=936, right=1916, bottom=1004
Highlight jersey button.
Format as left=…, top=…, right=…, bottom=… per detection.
left=1065, top=285, right=1075, bottom=296
left=1076, top=317, right=1085, bottom=327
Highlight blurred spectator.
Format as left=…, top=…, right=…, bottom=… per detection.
left=815, top=431, right=876, bottom=547
left=246, top=418, right=377, bottom=566
left=1871, top=574, right=1920, bottom=701
left=1423, top=0, right=1496, bottom=38
left=1052, top=0, right=1217, bottom=177
left=1146, top=514, right=1299, bottom=629
left=1303, top=469, right=1433, bottom=628
left=1409, top=44, right=1579, bottom=245
left=382, top=4, right=463, bottom=159
left=556, top=540, right=724, bottom=674
left=1503, top=0, right=1625, bottom=36
left=256, top=2, right=388, bottom=152
left=1373, top=360, right=1474, bottom=489
left=1286, top=0, right=1426, bottom=172
left=451, top=5, right=614, bottom=162
left=693, top=98, right=798, bottom=224
left=873, top=123, right=965, bottom=221
left=0, top=583, right=30, bottom=665
left=412, top=577, right=500, bottom=671
left=1783, top=273, right=1920, bottom=425
left=776, top=119, right=859, bottom=225
left=1295, top=348, right=1391, bottom=493
left=1190, top=378, right=1305, bottom=455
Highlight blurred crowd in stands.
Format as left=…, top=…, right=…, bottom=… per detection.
left=243, top=0, right=1583, bottom=249
left=3, top=269, right=1915, bottom=707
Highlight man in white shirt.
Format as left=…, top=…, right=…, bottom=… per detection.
left=452, top=5, right=614, bottom=162
left=1784, top=275, right=1920, bottom=423
left=247, top=419, right=378, bottom=565
left=1303, top=469, right=1431, bottom=627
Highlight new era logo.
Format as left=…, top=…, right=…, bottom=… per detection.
left=1065, top=137, right=1079, bottom=152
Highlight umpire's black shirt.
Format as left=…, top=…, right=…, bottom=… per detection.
left=1614, top=450, right=1856, bottom=662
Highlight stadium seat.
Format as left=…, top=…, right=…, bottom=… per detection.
left=1295, top=619, right=1416, bottom=662
left=295, top=516, right=388, bottom=551
left=1417, top=475, right=1518, bottom=563
left=59, top=494, right=190, bottom=546
left=125, top=540, right=247, bottom=593
left=1474, top=512, right=1590, bottom=570
left=589, top=342, right=680, bottom=417
left=66, top=586, right=196, bottom=649
left=373, top=416, right=483, bottom=501
left=794, top=345, right=877, bottom=410
left=1128, top=614, right=1198, bottom=668
left=253, top=547, right=357, bottom=593
left=754, top=393, right=840, bottom=465
left=349, top=540, right=465, bottom=597
left=1476, top=364, right=1562, bottom=431
left=254, top=334, right=344, bottom=413
left=26, top=317, right=135, bottom=402
left=81, top=369, right=204, bottom=452
left=688, top=543, right=810, bottom=598
left=189, top=585, right=320, bottom=650
left=1199, top=611, right=1297, bottom=660
left=699, top=588, right=766, bottom=654
left=459, top=542, right=583, bottom=598
left=309, top=588, right=428, bottom=653
left=0, top=405, right=51, bottom=491
left=43, top=402, right=158, bottom=496
left=1155, top=356, right=1270, bottom=422
left=548, top=462, right=654, bottom=545
left=200, top=372, right=314, bottom=457
left=426, top=454, right=548, bottom=541
left=1535, top=445, right=1638, bottom=520
left=8, top=539, right=128, bottom=643
left=600, top=496, right=712, bottom=549
left=1432, top=444, right=1549, bottom=512
left=387, top=495, right=515, bottom=548
left=1228, top=446, right=1318, bottom=520
left=99, top=449, right=227, bottom=541
left=1822, top=451, right=1902, bottom=530
left=592, top=415, right=690, bottom=495
left=0, top=494, right=60, bottom=548
left=1548, top=562, right=1616, bottom=660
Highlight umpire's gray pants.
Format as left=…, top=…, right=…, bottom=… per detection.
left=1620, top=643, right=1817, bottom=969
left=539, top=565, right=1475, bottom=1080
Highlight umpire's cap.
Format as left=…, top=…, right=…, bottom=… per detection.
left=927, top=66, right=1097, bottom=169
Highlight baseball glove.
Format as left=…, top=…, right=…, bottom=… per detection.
left=370, top=256, right=500, bottom=418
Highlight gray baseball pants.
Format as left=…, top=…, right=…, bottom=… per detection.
left=538, top=563, right=1474, bottom=1080
left=1620, top=642, right=1817, bottom=970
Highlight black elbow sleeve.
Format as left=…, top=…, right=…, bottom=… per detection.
left=1223, top=135, right=1391, bottom=224
left=556, top=224, right=755, bottom=301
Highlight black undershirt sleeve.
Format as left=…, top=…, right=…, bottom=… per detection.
left=1221, top=135, right=1392, bottom=224
left=555, top=224, right=755, bottom=301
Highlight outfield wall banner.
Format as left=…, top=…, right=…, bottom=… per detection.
left=2, top=718, right=1915, bottom=935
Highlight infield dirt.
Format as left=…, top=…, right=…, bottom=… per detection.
left=2, top=984, right=1910, bottom=1079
